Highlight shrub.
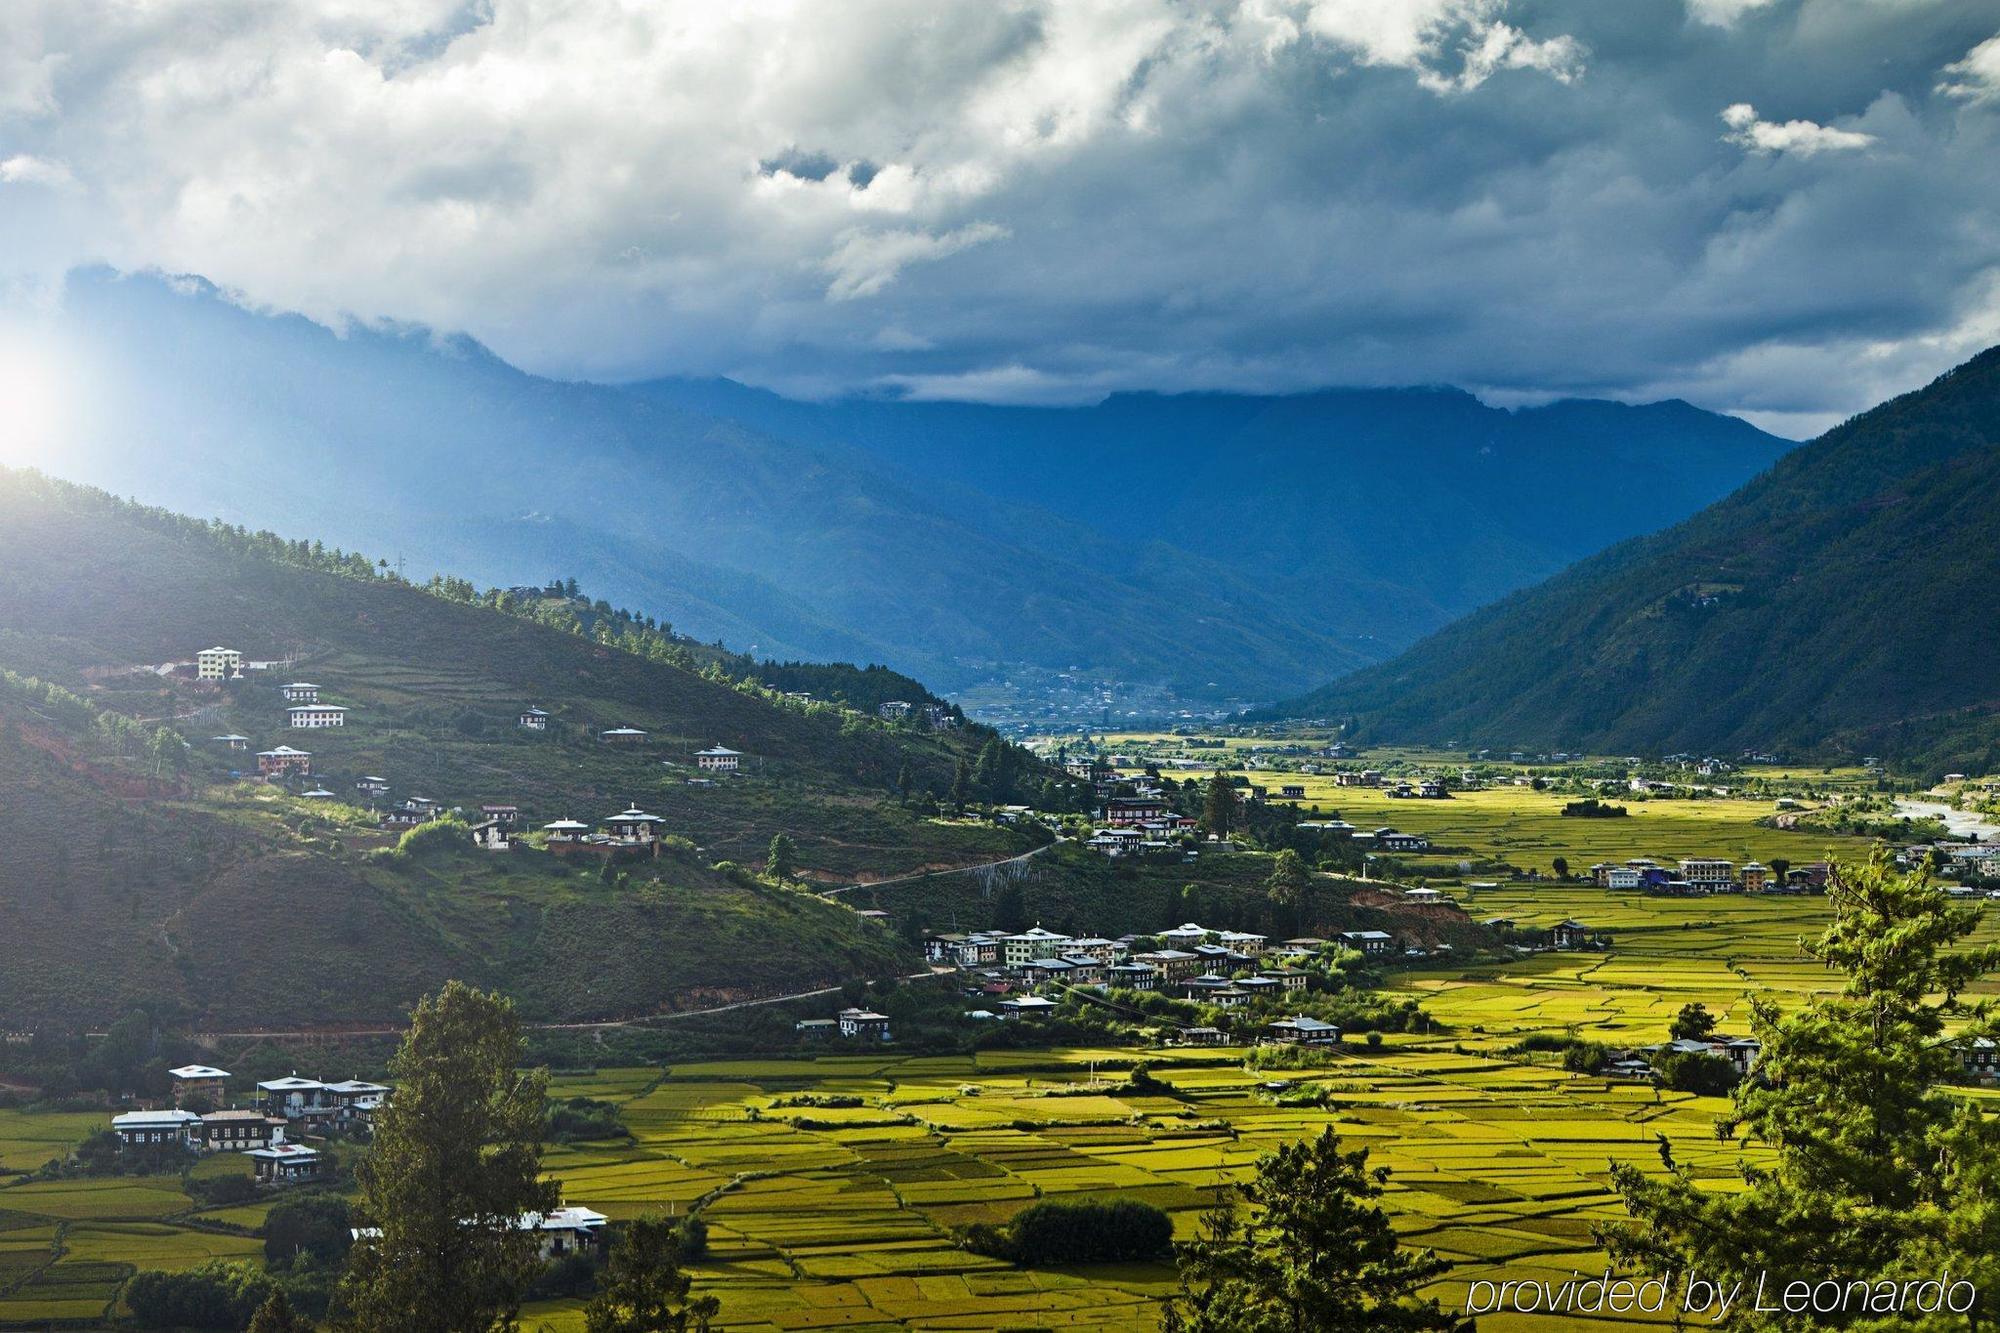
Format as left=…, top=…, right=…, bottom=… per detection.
left=545, top=1095, right=628, bottom=1142
left=1560, top=798, right=1629, bottom=818
left=960, top=1199, right=1173, bottom=1265
left=1657, top=1051, right=1739, bottom=1096
left=262, top=1192, right=352, bottom=1269
left=126, top=1261, right=275, bottom=1329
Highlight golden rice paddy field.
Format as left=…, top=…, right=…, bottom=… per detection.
left=1176, top=765, right=1873, bottom=873
left=5, top=889, right=1992, bottom=1329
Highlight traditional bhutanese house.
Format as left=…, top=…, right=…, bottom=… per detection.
left=1280, top=784, right=1306, bottom=799
left=997, top=996, right=1059, bottom=1019
left=198, top=1110, right=284, bottom=1152
left=1217, top=930, right=1267, bottom=956
left=1236, top=975, right=1284, bottom=999
left=1338, top=930, right=1393, bottom=955
left=1133, top=948, right=1202, bottom=982
left=287, top=704, right=348, bottom=729
left=301, top=786, right=336, bottom=800
left=1258, top=968, right=1311, bottom=992
left=1739, top=861, right=1771, bottom=892
left=603, top=806, right=665, bottom=845
left=1550, top=919, right=1592, bottom=950
left=1020, top=957, right=1075, bottom=988
left=1107, top=962, right=1157, bottom=990
left=695, top=745, right=742, bottom=772
left=1067, top=937, right=1126, bottom=962
left=480, top=804, right=521, bottom=828
left=322, top=1079, right=391, bottom=1121
left=794, top=1018, right=837, bottom=1037
left=1156, top=922, right=1211, bottom=948
left=837, top=1007, right=892, bottom=1040
left=112, top=1108, right=200, bottom=1148
left=281, top=683, right=321, bottom=704
left=1958, top=1037, right=1998, bottom=1083
left=468, top=818, right=511, bottom=851
left=1266, top=1015, right=1341, bottom=1045
left=196, top=646, right=242, bottom=681
left=249, top=1142, right=323, bottom=1185
left=522, top=1207, right=609, bottom=1261
left=541, top=819, right=590, bottom=854
left=256, top=745, right=312, bottom=778
left=517, top=706, right=550, bottom=731
left=258, top=1075, right=332, bottom=1122
left=1178, top=1026, right=1227, bottom=1046
left=211, top=734, right=250, bottom=751
left=355, top=776, right=390, bottom=797
left=168, top=1064, right=231, bottom=1107
left=599, top=726, right=648, bottom=744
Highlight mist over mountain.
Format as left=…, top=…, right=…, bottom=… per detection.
left=33, top=270, right=1785, bottom=707
left=1266, top=344, right=2000, bottom=774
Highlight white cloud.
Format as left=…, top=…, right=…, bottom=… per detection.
left=1685, top=0, right=1782, bottom=27
left=822, top=223, right=1008, bottom=301
left=1298, top=0, right=1583, bottom=92
left=0, top=154, right=75, bottom=188
left=1720, top=101, right=1875, bottom=154
left=1938, top=34, right=2000, bottom=103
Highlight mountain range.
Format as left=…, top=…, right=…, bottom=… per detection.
left=1267, top=344, right=2000, bottom=776
left=32, top=268, right=1786, bottom=710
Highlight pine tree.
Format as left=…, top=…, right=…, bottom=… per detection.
left=338, top=983, right=558, bottom=1333
left=949, top=759, right=971, bottom=815
left=1266, top=849, right=1311, bottom=911
left=765, top=833, right=798, bottom=881
left=583, top=1215, right=719, bottom=1333
left=1607, top=850, right=2000, bottom=1303
left=1163, top=1127, right=1457, bottom=1332
left=1201, top=776, right=1240, bottom=837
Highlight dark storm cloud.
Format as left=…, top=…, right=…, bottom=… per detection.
left=2, top=0, right=1998, bottom=432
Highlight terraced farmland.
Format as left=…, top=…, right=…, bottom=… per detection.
left=500, top=1042, right=1754, bottom=1332
left=0, top=1112, right=266, bottom=1329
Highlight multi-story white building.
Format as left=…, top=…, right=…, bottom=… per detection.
left=1678, top=858, right=1736, bottom=892
left=1002, top=927, right=1073, bottom=966
left=196, top=646, right=242, bottom=681
left=281, top=683, right=321, bottom=704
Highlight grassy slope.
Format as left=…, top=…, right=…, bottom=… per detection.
left=0, top=473, right=1019, bottom=1026
left=1268, top=346, right=2000, bottom=774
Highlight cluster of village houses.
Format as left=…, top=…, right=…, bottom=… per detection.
left=195, top=644, right=747, bottom=850
left=110, top=1064, right=615, bottom=1257
left=876, top=699, right=959, bottom=729
left=109, top=1065, right=388, bottom=1185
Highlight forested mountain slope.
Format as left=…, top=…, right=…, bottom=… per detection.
left=0, top=471, right=1031, bottom=1027
left=1266, top=347, right=2000, bottom=776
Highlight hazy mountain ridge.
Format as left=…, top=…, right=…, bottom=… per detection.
left=39, top=269, right=1785, bottom=702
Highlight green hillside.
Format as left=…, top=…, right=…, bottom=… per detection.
left=0, top=470, right=1037, bottom=1027
left=1266, top=345, right=2000, bottom=776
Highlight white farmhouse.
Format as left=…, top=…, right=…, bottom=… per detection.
left=288, top=705, right=349, bottom=729
left=695, top=745, right=742, bottom=772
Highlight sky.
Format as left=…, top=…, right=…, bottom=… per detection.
left=3, top=0, right=2000, bottom=436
